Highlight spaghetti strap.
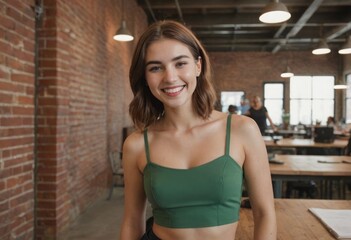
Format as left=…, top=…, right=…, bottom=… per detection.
left=143, top=129, right=151, bottom=163
left=225, top=114, right=232, bottom=155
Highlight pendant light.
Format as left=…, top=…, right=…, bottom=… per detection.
left=281, top=66, right=294, bottom=78
left=334, top=84, right=348, bottom=90
left=334, top=57, right=348, bottom=89
left=259, top=0, right=291, bottom=24
left=113, top=21, right=134, bottom=41
left=113, top=0, right=134, bottom=42
left=312, top=39, right=331, bottom=55
left=338, top=36, right=351, bottom=54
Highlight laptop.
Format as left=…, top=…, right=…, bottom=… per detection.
left=314, top=126, right=335, bottom=143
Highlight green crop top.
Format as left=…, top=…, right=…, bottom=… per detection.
left=143, top=114, right=243, bottom=228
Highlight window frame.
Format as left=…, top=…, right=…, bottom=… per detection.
left=289, top=75, right=335, bottom=125
left=263, top=81, right=285, bottom=125
left=220, top=90, right=245, bottom=113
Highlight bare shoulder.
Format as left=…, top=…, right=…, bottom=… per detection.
left=122, top=129, right=145, bottom=165
left=230, top=114, right=260, bottom=134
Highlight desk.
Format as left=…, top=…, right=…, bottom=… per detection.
left=264, top=138, right=348, bottom=148
left=264, top=138, right=348, bottom=155
left=270, top=155, right=351, bottom=198
left=236, top=199, right=351, bottom=240
left=265, top=129, right=307, bottom=138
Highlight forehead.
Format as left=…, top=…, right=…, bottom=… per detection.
left=145, top=38, right=193, bottom=61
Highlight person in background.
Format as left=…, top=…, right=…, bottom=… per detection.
left=120, top=20, right=276, bottom=240
left=228, top=104, right=238, bottom=114
left=327, top=116, right=336, bottom=127
left=245, top=95, right=277, bottom=135
left=240, top=95, right=250, bottom=114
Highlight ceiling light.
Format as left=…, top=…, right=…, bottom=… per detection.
left=334, top=77, right=349, bottom=90
left=338, top=36, right=351, bottom=54
left=334, top=84, right=348, bottom=90
left=312, top=39, right=331, bottom=55
left=259, top=0, right=291, bottom=24
left=113, top=20, right=134, bottom=42
left=281, top=66, right=294, bottom=78
left=113, top=0, right=134, bottom=42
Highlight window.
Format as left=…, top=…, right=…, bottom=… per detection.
left=290, top=76, right=334, bottom=125
left=221, top=91, right=245, bottom=113
left=345, top=74, right=351, bottom=123
left=264, top=83, right=284, bottom=125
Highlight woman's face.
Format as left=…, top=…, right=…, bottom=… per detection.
left=144, top=38, right=201, bottom=109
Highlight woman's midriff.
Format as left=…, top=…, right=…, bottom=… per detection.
left=153, top=221, right=238, bottom=240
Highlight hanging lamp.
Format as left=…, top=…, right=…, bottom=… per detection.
left=312, top=39, right=331, bottom=55
left=113, top=0, right=134, bottom=42
left=334, top=84, right=348, bottom=90
left=113, top=20, right=134, bottom=41
left=259, top=0, right=291, bottom=24
left=281, top=66, right=294, bottom=78
left=338, top=36, right=351, bottom=54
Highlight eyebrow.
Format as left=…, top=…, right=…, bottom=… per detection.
left=145, top=55, right=191, bottom=67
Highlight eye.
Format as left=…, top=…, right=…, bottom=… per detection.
left=148, top=65, right=162, bottom=72
left=175, top=61, right=188, bottom=68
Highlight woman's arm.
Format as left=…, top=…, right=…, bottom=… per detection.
left=241, top=117, right=277, bottom=240
left=119, top=133, right=148, bottom=240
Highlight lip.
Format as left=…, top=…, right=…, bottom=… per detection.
left=161, top=85, right=186, bottom=96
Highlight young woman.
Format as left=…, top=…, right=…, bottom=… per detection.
left=119, top=20, right=276, bottom=240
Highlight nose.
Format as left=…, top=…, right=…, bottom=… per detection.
left=164, top=67, right=177, bottom=82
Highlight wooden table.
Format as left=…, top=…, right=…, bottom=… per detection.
left=270, top=155, right=351, bottom=198
left=236, top=199, right=351, bottom=240
left=264, top=138, right=348, bottom=155
left=264, top=138, right=348, bottom=148
left=265, top=129, right=307, bottom=138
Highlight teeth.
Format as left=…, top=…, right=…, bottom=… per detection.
left=163, top=86, right=184, bottom=93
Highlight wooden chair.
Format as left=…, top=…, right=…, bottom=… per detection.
left=106, top=151, right=124, bottom=200
left=106, top=126, right=135, bottom=200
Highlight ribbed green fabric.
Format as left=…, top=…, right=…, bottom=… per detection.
left=143, top=114, right=243, bottom=228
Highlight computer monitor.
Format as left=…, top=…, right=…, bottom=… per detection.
left=314, top=126, right=335, bottom=143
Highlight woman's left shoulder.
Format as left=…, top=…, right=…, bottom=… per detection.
left=230, top=114, right=261, bottom=135
left=230, top=114, right=256, bottom=127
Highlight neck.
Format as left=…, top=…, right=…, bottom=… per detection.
left=158, top=106, right=212, bottom=131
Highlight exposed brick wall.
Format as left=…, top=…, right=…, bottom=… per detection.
left=0, top=0, right=35, bottom=239
left=209, top=51, right=341, bottom=115
left=35, top=0, right=147, bottom=239
left=1, top=0, right=147, bottom=239
left=210, top=51, right=339, bottom=98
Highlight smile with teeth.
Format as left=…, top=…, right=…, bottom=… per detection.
left=162, top=85, right=186, bottom=94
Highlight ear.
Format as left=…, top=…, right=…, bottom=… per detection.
left=196, top=56, right=202, bottom=77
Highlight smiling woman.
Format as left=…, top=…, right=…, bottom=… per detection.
left=144, top=39, right=201, bottom=109
left=119, top=20, right=276, bottom=240
left=129, top=22, right=217, bottom=130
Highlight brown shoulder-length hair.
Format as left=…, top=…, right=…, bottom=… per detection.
left=129, top=20, right=217, bottom=130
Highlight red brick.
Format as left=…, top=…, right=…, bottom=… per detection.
left=0, top=92, right=13, bottom=103
left=11, top=73, right=33, bottom=84
left=12, top=106, right=34, bottom=115
left=17, top=95, right=33, bottom=105
left=0, top=81, right=23, bottom=92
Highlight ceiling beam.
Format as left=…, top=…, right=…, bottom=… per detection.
left=271, top=0, right=324, bottom=53
left=174, top=0, right=184, bottom=23
left=326, top=21, right=351, bottom=40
